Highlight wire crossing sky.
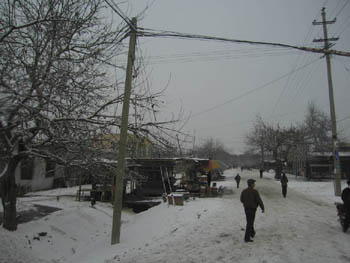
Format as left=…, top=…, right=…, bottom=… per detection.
left=109, top=0, right=350, bottom=153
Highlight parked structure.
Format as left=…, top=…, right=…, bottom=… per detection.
left=304, top=152, right=350, bottom=180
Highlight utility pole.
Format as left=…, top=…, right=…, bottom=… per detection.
left=313, top=8, right=342, bottom=196
left=111, top=17, right=137, bottom=245
left=176, top=134, right=183, bottom=157
left=192, top=130, right=196, bottom=157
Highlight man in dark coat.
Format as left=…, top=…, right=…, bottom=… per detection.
left=280, top=173, right=288, bottom=198
left=234, top=173, right=241, bottom=188
left=240, top=179, right=265, bottom=242
left=207, top=170, right=212, bottom=188
left=341, top=179, right=350, bottom=232
left=259, top=168, right=263, bottom=178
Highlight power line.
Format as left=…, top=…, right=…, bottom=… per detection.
left=328, top=0, right=343, bottom=18
left=334, top=0, right=349, bottom=18
left=334, top=10, right=350, bottom=36
left=188, top=57, right=320, bottom=119
left=338, top=115, right=350, bottom=123
left=334, top=56, right=350, bottom=73
left=104, top=0, right=137, bottom=31
left=292, top=59, right=323, bottom=100
left=272, top=3, right=331, bottom=116
left=199, top=109, right=304, bottom=131
left=137, top=28, right=350, bottom=57
left=143, top=49, right=299, bottom=65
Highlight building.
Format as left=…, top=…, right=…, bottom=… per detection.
left=15, top=157, right=65, bottom=194
left=305, top=151, right=350, bottom=180
left=93, top=133, right=153, bottom=158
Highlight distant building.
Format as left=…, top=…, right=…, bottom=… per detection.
left=14, top=157, right=65, bottom=194
left=93, top=133, right=153, bottom=158
left=300, top=143, right=350, bottom=180
left=304, top=151, right=350, bottom=180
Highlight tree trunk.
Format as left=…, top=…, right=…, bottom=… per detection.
left=275, top=161, right=282, bottom=180
left=260, top=145, right=265, bottom=170
left=1, top=157, right=19, bottom=231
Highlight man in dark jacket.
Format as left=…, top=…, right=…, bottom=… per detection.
left=280, top=173, right=288, bottom=198
left=240, top=179, right=265, bottom=242
left=234, top=173, right=241, bottom=188
left=259, top=168, right=263, bottom=178
left=207, top=170, right=212, bottom=188
left=341, top=179, right=350, bottom=232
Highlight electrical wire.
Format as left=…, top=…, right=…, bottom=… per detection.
left=137, top=28, right=350, bottom=58
left=270, top=50, right=316, bottom=115
left=338, top=115, right=350, bottom=123
left=271, top=4, right=330, bottom=117
left=187, top=57, right=320, bottom=120
left=334, top=56, right=350, bottom=73
left=333, top=0, right=349, bottom=18
left=292, top=59, right=323, bottom=100
left=104, top=0, right=137, bottom=31
left=142, top=48, right=299, bottom=65
left=334, top=12, right=350, bottom=36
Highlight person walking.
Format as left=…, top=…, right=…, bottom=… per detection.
left=259, top=168, right=263, bottom=178
left=240, top=179, right=265, bottom=243
left=341, top=179, right=350, bottom=232
left=280, top=173, right=288, bottom=198
left=207, top=170, right=212, bottom=188
left=234, top=173, right=241, bottom=188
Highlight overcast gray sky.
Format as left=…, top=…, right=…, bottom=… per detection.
left=115, top=0, right=350, bottom=154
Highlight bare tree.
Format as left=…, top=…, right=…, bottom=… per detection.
left=245, top=115, right=266, bottom=168
left=245, top=117, right=304, bottom=178
left=195, top=138, right=233, bottom=165
left=0, top=0, right=176, bottom=231
left=302, top=101, right=332, bottom=153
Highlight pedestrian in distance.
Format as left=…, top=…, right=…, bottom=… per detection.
left=235, top=173, right=241, bottom=188
left=207, top=170, right=212, bottom=188
left=280, top=173, right=288, bottom=198
left=259, top=168, right=263, bottom=178
left=341, top=179, right=350, bottom=232
left=240, top=179, right=265, bottom=243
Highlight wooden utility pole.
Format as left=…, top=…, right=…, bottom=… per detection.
left=192, top=130, right=196, bottom=157
left=111, top=17, right=137, bottom=245
left=313, top=8, right=342, bottom=196
left=176, top=134, right=183, bottom=157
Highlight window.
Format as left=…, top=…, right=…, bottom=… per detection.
left=21, top=158, right=34, bottom=180
left=45, top=159, right=56, bottom=178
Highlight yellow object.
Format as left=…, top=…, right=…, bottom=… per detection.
left=208, top=160, right=220, bottom=170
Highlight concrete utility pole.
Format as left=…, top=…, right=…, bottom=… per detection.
left=313, top=8, right=342, bottom=196
left=111, top=17, right=137, bottom=245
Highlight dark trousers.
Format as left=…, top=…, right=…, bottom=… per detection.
left=282, top=185, right=287, bottom=198
left=244, top=208, right=256, bottom=241
left=235, top=180, right=240, bottom=188
left=344, top=207, right=350, bottom=232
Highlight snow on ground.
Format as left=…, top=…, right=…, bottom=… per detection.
left=1, top=169, right=349, bottom=263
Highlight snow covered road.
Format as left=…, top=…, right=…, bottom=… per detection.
left=114, top=169, right=350, bottom=263
left=1, top=169, right=349, bottom=263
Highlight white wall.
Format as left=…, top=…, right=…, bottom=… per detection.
left=15, top=158, right=61, bottom=192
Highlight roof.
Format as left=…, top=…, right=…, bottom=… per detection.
left=308, top=152, right=350, bottom=157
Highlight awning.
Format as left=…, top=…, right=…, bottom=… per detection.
left=208, top=160, right=220, bottom=170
